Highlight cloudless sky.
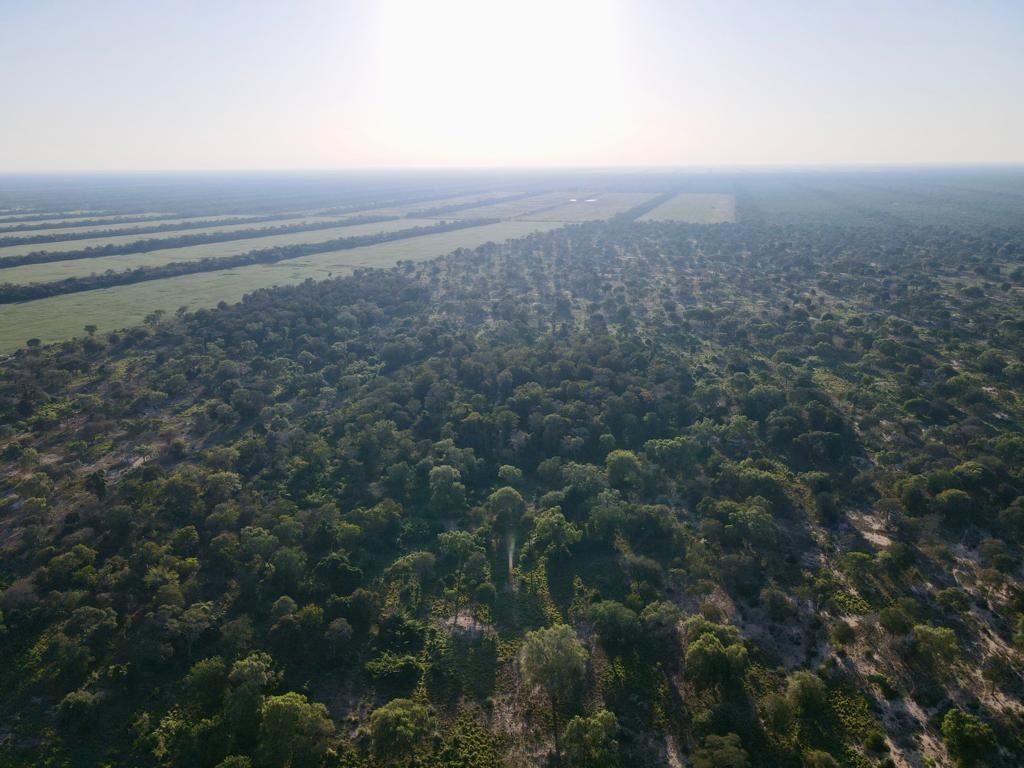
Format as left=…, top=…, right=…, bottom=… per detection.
left=1, top=0, right=1022, bottom=171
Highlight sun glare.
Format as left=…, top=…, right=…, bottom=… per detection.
left=366, top=0, right=625, bottom=164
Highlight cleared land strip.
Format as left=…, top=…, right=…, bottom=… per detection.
left=437, top=192, right=577, bottom=220
left=0, top=213, right=404, bottom=263
left=0, top=190, right=536, bottom=262
left=0, top=219, right=491, bottom=302
left=262, top=219, right=563, bottom=276
left=0, top=218, right=440, bottom=284
left=0, top=212, right=230, bottom=233
left=0, top=210, right=125, bottom=224
left=636, top=193, right=737, bottom=223
left=313, top=190, right=512, bottom=217
left=0, top=219, right=563, bottom=352
left=401, top=191, right=539, bottom=217
left=516, top=192, right=658, bottom=221
left=0, top=213, right=297, bottom=240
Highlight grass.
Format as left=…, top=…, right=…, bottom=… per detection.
left=0, top=215, right=337, bottom=260
left=520, top=192, right=658, bottom=221
left=437, top=192, right=571, bottom=220
left=0, top=218, right=440, bottom=285
left=376, top=191, right=525, bottom=217
left=274, top=219, right=563, bottom=275
left=0, top=213, right=248, bottom=238
left=0, top=219, right=564, bottom=352
left=0, top=210, right=118, bottom=223
left=637, top=193, right=736, bottom=223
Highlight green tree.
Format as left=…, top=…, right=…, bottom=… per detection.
left=692, top=732, right=749, bottom=768
left=487, top=485, right=525, bottom=528
left=562, top=709, right=620, bottom=768
left=785, top=671, right=828, bottom=721
left=520, top=624, right=588, bottom=761
left=941, top=709, right=996, bottom=767
left=224, top=653, right=280, bottom=748
left=429, top=465, right=467, bottom=514
left=369, top=698, right=434, bottom=764
left=589, top=601, right=640, bottom=655
left=934, top=489, right=973, bottom=525
left=255, top=692, right=335, bottom=768
left=912, top=624, right=959, bottom=671
left=605, top=450, right=642, bottom=490
left=526, top=508, right=581, bottom=561
left=684, top=633, right=747, bottom=689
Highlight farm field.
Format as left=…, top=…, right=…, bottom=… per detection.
left=0, top=209, right=122, bottom=223
left=273, top=218, right=565, bottom=275
left=0, top=214, right=344, bottom=260
left=367, top=191, right=528, bottom=217
left=637, top=192, right=736, bottom=222
left=520, top=192, right=657, bottom=221
left=0, top=219, right=562, bottom=351
left=431, top=192, right=572, bottom=220
left=0, top=217, right=441, bottom=285
left=0, top=213, right=252, bottom=237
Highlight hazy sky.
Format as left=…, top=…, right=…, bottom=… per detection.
left=2, top=0, right=1023, bottom=171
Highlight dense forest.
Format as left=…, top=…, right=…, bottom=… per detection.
left=1, top=217, right=1023, bottom=768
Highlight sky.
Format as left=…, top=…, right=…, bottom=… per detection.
left=1, top=0, right=1023, bottom=171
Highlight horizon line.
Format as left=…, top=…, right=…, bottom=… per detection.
left=3, top=161, right=1024, bottom=176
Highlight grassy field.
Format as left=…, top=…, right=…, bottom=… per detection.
left=0, top=215, right=349, bottom=259
left=0, top=219, right=563, bottom=352
left=0, top=213, right=251, bottom=238
left=637, top=193, right=736, bottom=223
left=521, top=192, right=657, bottom=221
left=0, top=218, right=441, bottom=285
left=0, top=210, right=121, bottom=224
left=274, top=219, right=564, bottom=275
left=372, top=191, right=524, bottom=217
left=437, top=192, right=571, bottom=220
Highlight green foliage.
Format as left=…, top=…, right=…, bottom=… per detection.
left=605, top=450, right=642, bottom=491
left=370, top=698, right=434, bottom=763
left=520, top=624, right=587, bottom=709
left=785, top=671, right=827, bottom=721
left=563, top=709, right=621, bottom=768
left=941, top=709, right=996, bottom=767
left=3, top=202, right=1024, bottom=766
left=255, top=692, right=335, bottom=768
left=692, top=732, right=749, bottom=768
left=683, top=618, right=748, bottom=689
left=589, top=601, right=641, bottom=655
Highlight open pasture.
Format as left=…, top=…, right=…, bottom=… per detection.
left=279, top=219, right=564, bottom=275
left=0, top=214, right=340, bottom=260
left=637, top=192, right=736, bottom=223
left=312, top=191, right=524, bottom=219
left=435, top=192, right=571, bottom=220
left=0, top=210, right=118, bottom=224
left=0, top=213, right=251, bottom=238
left=0, top=218, right=441, bottom=285
left=0, top=219, right=562, bottom=351
left=521, top=192, right=657, bottom=221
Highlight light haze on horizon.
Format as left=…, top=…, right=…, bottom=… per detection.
left=2, top=0, right=1023, bottom=172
